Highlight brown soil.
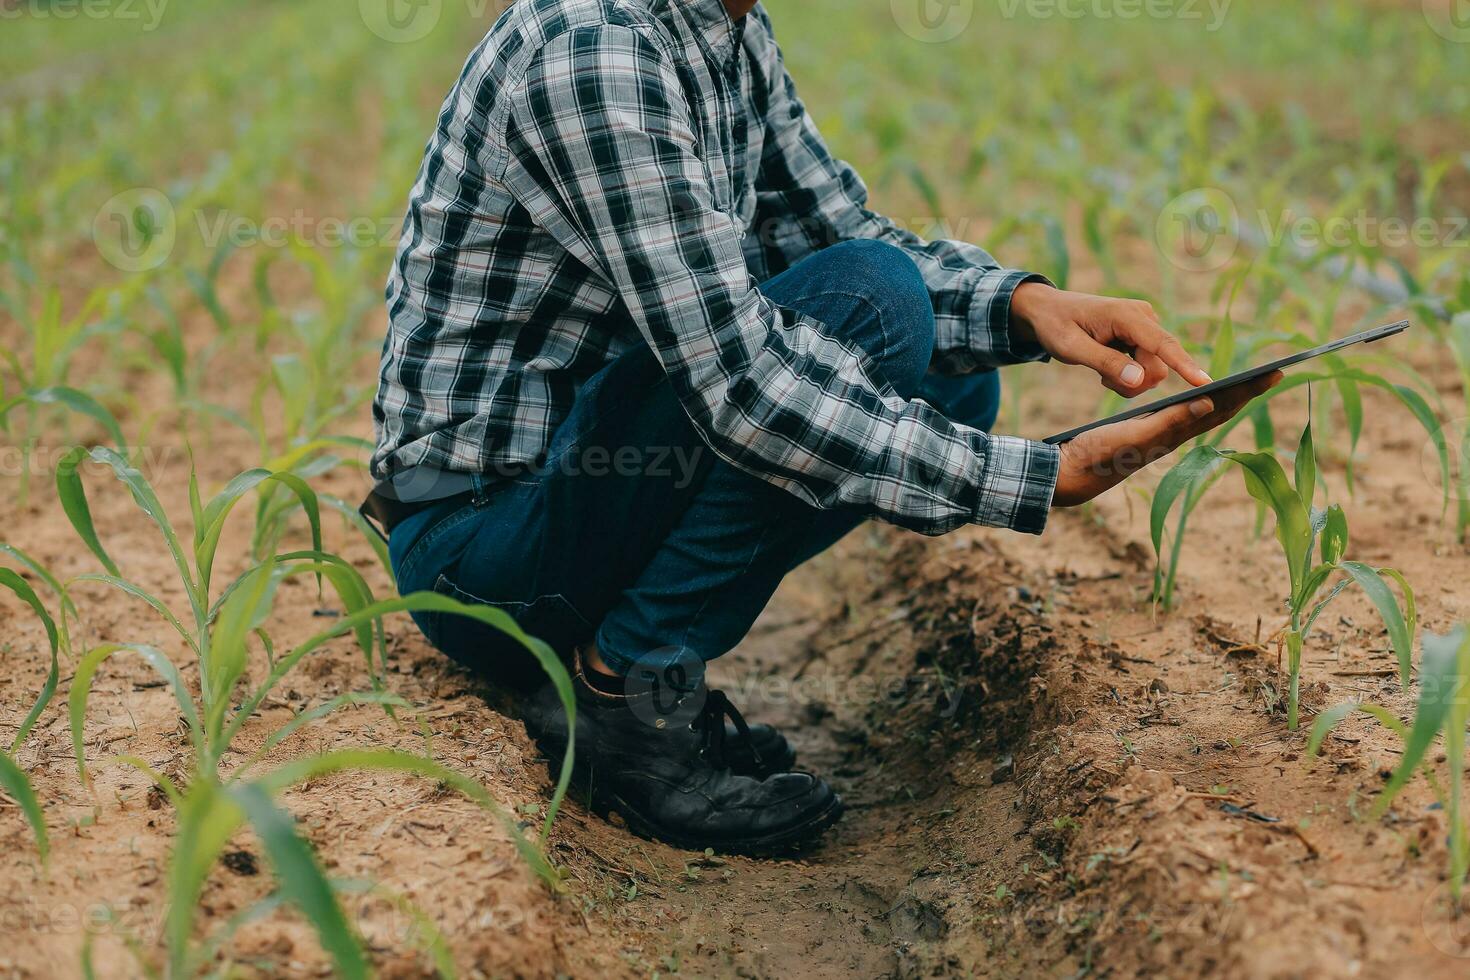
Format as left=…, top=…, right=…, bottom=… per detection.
left=4, top=303, right=1468, bottom=976
left=4, top=15, right=1470, bottom=968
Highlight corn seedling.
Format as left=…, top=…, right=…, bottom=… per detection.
left=1152, top=368, right=1448, bottom=611
left=0, top=567, right=62, bottom=862
left=55, top=446, right=577, bottom=975
left=1309, top=626, right=1470, bottom=900
left=1153, top=418, right=1415, bottom=730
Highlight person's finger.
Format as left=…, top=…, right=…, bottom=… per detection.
left=1116, top=312, right=1212, bottom=388
left=1057, top=332, right=1151, bottom=394
left=1187, top=371, right=1283, bottom=434
left=1136, top=350, right=1169, bottom=390
left=1102, top=396, right=1210, bottom=457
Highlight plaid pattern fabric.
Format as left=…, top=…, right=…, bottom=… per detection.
left=374, top=0, right=1060, bottom=535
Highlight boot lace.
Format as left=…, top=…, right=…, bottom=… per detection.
left=691, top=689, right=762, bottom=772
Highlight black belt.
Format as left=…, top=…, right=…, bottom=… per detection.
left=360, top=487, right=475, bottom=538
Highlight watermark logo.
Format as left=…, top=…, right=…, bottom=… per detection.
left=1155, top=187, right=1240, bottom=273
left=624, top=648, right=707, bottom=731
left=360, top=0, right=443, bottom=43
left=1422, top=887, right=1470, bottom=958
left=93, top=188, right=177, bottom=273
left=0, top=0, right=170, bottom=31
left=892, top=0, right=975, bottom=43
left=1424, top=0, right=1470, bottom=43
left=995, top=0, right=1233, bottom=31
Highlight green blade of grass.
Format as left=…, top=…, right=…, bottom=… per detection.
left=1339, top=561, right=1415, bottom=689
left=70, top=573, right=197, bottom=654
left=0, top=752, right=48, bottom=862
left=1371, top=628, right=1464, bottom=820
left=230, top=592, right=575, bottom=846
left=228, top=782, right=368, bottom=980
left=71, top=643, right=202, bottom=782
left=167, top=779, right=245, bottom=978
left=27, top=386, right=126, bottom=450
left=238, top=691, right=411, bottom=774
left=1307, top=701, right=1410, bottom=756
left=0, top=568, right=60, bottom=751
left=196, top=470, right=322, bottom=599
left=256, top=747, right=562, bottom=890
left=1320, top=504, right=1348, bottom=565
left=55, top=447, right=120, bottom=577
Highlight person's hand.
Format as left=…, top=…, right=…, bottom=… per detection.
left=1011, top=283, right=1212, bottom=396
left=1051, top=371, right=1283, bottom=508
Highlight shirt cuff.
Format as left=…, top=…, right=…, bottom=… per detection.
left=973, top=435, right=1060, bottom=535
left=973, top=269, right=1054, bottom=365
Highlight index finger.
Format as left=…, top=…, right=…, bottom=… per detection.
left=1120, top=317, right=1212, bottom=388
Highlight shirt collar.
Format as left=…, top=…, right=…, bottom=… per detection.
left=669, top=0, right=745, bottom=66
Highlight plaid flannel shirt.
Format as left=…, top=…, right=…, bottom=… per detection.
left=374, top=0, right=1060, bottom=535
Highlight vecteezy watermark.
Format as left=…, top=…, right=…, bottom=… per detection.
left=0, top=0, right=169, bottom=31
left=1155, top=187, right=1242, bottom=273
left=1422, top=886, right=1470, bottom=959
left=193, top=209, right=405, bottom=252
left=0, top=444, right=181, bottom=482
left=1257, top=210, right=1470, bottom=252
left=357, top=0, right=511, bottom=43
left=93, top=188, right=177, bottom=273
left=1156, top=188, right=1469, bottom=273
left=1423, top=0, right=1470, bottom=44
left=995, top=0, right=1233, bottom=32
left=892, top=0, right=976, bottom=43
left=359, top=0, right=443, bottom=43
left=618, top=647, right=967, bottom=733
left=92, top=190, right=409, bottom=272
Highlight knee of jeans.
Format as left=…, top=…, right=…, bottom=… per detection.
left=826, top=241, right=935, bottom=397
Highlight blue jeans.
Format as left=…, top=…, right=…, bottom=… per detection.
left=388, top=241, right=1001, bottom=688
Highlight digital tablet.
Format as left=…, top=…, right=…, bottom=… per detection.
left=1043, top=319, right=1411, bottom=445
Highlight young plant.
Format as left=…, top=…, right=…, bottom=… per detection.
left=0, top=567, right=62, bottom=862
left=1309, top=626, right=1469, bottom=900
left=1153, top=418, right=1416, bottom=730
left=56, top=446, right=576, bottom=975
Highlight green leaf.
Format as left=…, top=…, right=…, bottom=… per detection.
left=85, top=447, right=197, bottom=600
left=1223, top=450, right=1313, bottom=602
left=0, top=569, right=59, bottom=751
left=1320, top=504, right=1348, bottom=566
left=1208, top=310, right=1235, bottom=381
left=71, top=644, right=202, bottom=782
left=240, top=692, right=410, bottom=773
left=0, top=752, right=47, bottom=862
left=205, top=564, right=282, bottom=744
left=1306, top=700, right=1409, bottom=756
left=167, top=779, right=245, bottom=977
left=27, top=387, right=126, bottom=449
left=257, top=748, right=562, bottom=891
left=1372, top=629, right=1466, bottom=819
left=71, top=573, right=197, bottom=654
left=1339, top=562, right=1415, bottom=689
left=1294, top=417, right=1317, bottom=508
left=230, top=593, right=575, bottom=847
left=229, top=783, right=368, bottom=980
left=1150, top=445, right=1223, bottom=573
left=56, top=447, right=120, bottom=577
left=196, top=470, right=321, bottom=599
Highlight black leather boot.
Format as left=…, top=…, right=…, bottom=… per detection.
left=524, top=673, right=841, bottom=856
